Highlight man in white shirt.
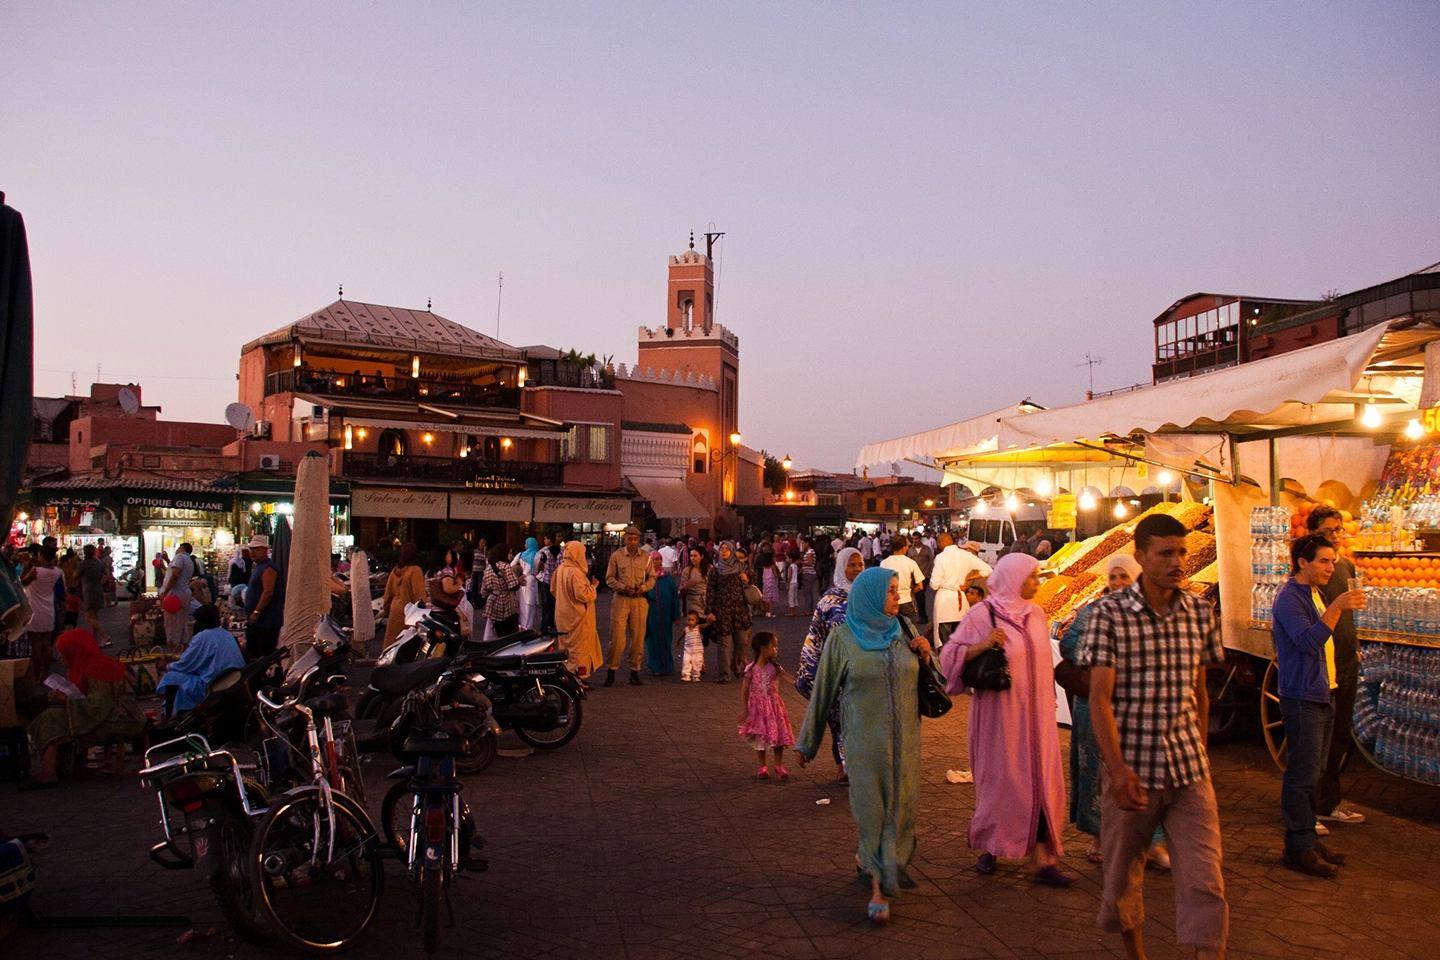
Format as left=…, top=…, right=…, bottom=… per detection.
left=931, top=534, right=993, bottom=646
left=656, top=538, right=680, bottom=575
left=879, top=534, right=926, bottom=624
left=857, top=534, right=874, bottom=564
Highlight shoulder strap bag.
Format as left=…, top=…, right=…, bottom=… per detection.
left=960, top=602, right=1013, bottom=692
left=900, top=616, right=953, bottom=718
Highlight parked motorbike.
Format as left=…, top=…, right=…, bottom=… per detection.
left=356, top=657, right=500, bottom=774
left=374, top=601, right=552, bottom=666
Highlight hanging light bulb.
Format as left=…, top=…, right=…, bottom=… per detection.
left=1406, top=419, right=1424, bottom=439
left=1079, top=490, right=1097, bottom=511
left=1114, top=502, right=1128, bottom=519
left=1036, top=476, right=1052, bottom=496
left=1005, top=492, right=1019, bottom=511
left=973, top=501, right=987, bottom=516
left=1362, top=402, right=1382, bottom=428
left=1158, top=470, right=1173, bottom=486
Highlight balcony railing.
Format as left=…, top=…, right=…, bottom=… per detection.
left=267, top=368, right=520, bottom=410
left=341, top=452, right=563, bottom=490
left=526, top=360, right=615, bottom=390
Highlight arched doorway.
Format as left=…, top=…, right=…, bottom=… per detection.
left=379, top=429, right=407, bottom=462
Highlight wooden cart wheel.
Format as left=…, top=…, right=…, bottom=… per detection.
left=1261, top=657, right=1286, bottom=771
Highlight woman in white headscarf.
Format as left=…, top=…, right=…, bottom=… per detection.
left=1056, top=552, right=1168, bottom=868
left=795, top=547, right=865, bottom=781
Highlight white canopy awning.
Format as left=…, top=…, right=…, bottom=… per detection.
left=855, top=403, right=1032, bottom=469
left=997, top=324, right=1392, bottom=450
left=628, top=477, right=708, bottom=519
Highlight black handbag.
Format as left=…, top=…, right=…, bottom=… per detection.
left=901, top=617, right=953, bottom=718
left=961, top=603, right=1013, bottom=692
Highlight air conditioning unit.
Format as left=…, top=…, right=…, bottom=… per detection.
left=259, top=454, right=281, bottom=471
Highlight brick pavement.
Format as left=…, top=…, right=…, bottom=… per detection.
left=4, top=598, right=1440, bottom=959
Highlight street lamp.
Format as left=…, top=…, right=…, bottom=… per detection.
left=781, top=454, right=792, bottom=472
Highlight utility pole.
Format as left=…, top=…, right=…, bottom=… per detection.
left=495, top=272, right=504, bottom=338
left=1076, top=353, right=1104, bottom=399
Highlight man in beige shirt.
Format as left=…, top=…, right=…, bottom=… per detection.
left=605, top=525, right=656, bottom=686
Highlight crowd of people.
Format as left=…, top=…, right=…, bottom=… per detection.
left=6, top=509, right=1380, bottom=958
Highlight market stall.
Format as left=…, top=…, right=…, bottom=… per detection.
left=996, top=321, right=1440, bottom=773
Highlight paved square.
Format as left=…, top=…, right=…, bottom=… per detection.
left=4, top=600, right=1438, bottom=958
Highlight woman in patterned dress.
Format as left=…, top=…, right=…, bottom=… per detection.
left=795, top=546, right=864, bottom=781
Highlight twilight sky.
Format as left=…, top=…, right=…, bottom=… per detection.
left=5, top=2, right=1439, bottom=475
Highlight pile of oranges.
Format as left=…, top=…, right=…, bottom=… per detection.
left=1353, top=554, right=1440, bottom=589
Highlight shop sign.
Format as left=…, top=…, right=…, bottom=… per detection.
left=449, top=493, right=533, bottom=522
left=131, top=506, right=224, bottom=525
left=1047, top=494, right=1077, bottom=530
left=124, top=493, right=230, bottom=512
left=350, top=487, right=447, bottom=519
left=532, top=495, right=632, bottom=524
left=37, top=496, right=102, bottom=510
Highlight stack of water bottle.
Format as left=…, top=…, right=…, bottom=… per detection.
left=1358, top=642, right=1440, bottom=783
left=1355, top=586, right=1440, bottom=639
left=1249, top=506, right=1291, bottom=624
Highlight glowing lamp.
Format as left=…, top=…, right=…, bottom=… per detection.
left=501, top=437, right=513, bottom=450
left=1036, top=477, right=1052, bottom=496
left=1079, top=491, right=1097, bottom=511
left=343, top=424, right=353, bottom=450
left=422, top=433, right=434, bottom=445
left=1362, top=403, right=1382, bottom=428
left=1406, top=419, right=1424, bottom=440
left=782, top=455, right=792, bottom=471
left=1005, top=492, right=1019, bottom=511
left=1158, top=470, right=1173, bottom=486
left=729, top=432, right=742, bottom=447
left=1114, top=502, right=1128, bottom=519
left=412, top=356, right=421, bottom=378
left=973, top=502, right=987, bottom=516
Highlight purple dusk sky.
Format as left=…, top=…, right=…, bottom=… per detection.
left=4, top=3, right=1438, bottom=474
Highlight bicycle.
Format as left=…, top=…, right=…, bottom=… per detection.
left=248, top=689, right=383, bottom=953
left=381, top=731, right=484, bottom=954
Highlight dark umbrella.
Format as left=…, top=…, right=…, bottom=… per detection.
left=0, top=193, right=33, bottom=524
left=0, top=194, right=34, bottom=640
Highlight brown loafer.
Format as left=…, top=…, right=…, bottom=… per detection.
left=1282, top=849, right=1338, bottom=877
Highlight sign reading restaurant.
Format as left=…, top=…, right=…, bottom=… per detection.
left=449, top=492, right=533, bottom=522
left=350, top=487, right=448, bottom=519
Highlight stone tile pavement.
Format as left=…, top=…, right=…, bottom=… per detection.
left=4, top=599, right=1440, bottom=958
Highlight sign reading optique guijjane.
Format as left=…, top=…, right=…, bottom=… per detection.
left=349, top=487, right=448, bottom=518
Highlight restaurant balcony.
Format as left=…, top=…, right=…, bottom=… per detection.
left=340, top=451, right=563, bottom=490
left=526, top=359, right=616, bottom=391
left=266, top=368, right=520, bottom=410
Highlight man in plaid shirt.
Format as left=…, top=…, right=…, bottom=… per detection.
left=1078, top=514, right=1228, bottom=959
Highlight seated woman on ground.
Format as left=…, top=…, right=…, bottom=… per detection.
left=156, top=604, right=245, bottom=718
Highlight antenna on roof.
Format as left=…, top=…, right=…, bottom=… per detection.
left=495, top=272, right=504, bottom=338
left=426, top=298, right=432, bottom=312
left=1075, top=353, right=1104, bottom=398
left=338, top=284, right=343, bottom=298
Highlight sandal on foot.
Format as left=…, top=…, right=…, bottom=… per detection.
left=867, top=901, right=890, bottom=924
left=1085, top=843, right=1104, bottom=864
left=975, top=853, right=997, bottom=875
left=756, top=766, right=769, bottom=778
left=776, top=766, right=789, bottom=780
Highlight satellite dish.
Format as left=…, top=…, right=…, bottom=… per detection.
left=225, top=402, right=257, bottom=433
left=117, top=387, right=139, bottom=415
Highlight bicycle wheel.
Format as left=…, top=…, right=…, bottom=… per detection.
left=332, top=724, right=369, bottom=809
left=420, top=866, right=441, bottom=954
left=380, top=780, right=417, bottom=856
left=512, top=683, right=583, bottom=749
left=249, top=787, right=384, bottom=953
left=211, top=810, right=272, bottom=943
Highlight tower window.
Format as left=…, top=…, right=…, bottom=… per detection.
left=693, top=436, right=707, bottom=474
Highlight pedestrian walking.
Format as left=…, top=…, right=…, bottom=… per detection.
left=737, top=631, right=796, bottom=779
left=796, top=546, right=865, bottom=781
left=380, top=542, right=424, bottom=649
left=941, top=553, right=1073, bottom=885
left=1077, top=513, right=1228, bottom=960
left=644, top=553, right=681, bottom=676
left=679, top=611, right=705, bottom=682
left=77, top=544, right=109, bottom=646
left=705, top=540, right=752, bottom=683
left=797, top=538, right=820, bottom=613
left=906, top=535, right=934, bottom=622
left=879, top=535, right=925, bottom=625
left=482, top=542, right=524, bottom=638
left=759, top=550, right=779, bottom=617
left=536, top=533, right=562, bottom=636
left=604, top=525, right=655, bottom=686
left=930, top=534, right=992, bottom=646
left=795, top=567, right=931, bottom=924
left=511, top=537, right=543, bottom=632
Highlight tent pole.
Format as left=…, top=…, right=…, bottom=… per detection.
left=1269, top=438, right=1280, bottom=507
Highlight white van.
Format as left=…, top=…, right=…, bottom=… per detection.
left=963, top=504, right=1048, bottom=565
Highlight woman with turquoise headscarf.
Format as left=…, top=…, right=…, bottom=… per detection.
left=796, top=566, right=931, bottom=925
left=512, top=536, right=543, bottom=632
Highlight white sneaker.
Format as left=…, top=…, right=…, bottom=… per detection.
left=1314, top=821, right=1330, bottom=836
left=1318, top=806, right=1367, bottom=824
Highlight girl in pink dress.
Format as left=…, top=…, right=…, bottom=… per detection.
left=738, top=631, right=796, bottom=778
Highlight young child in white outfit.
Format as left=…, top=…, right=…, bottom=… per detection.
left=680, top=611, right=705, bottom=681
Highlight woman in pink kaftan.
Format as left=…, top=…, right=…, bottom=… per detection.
left=940, top=552, right=1072, bottom=885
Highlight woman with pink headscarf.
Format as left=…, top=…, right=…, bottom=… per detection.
left=940, top=552, right=1072, bottom=884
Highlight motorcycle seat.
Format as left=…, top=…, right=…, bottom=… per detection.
left=472, top=651, right=568, bottom=671
left=371, top=657, right=450, bottom=695
left=401, top=734, right=471, bottom=757
left=462, top=629, right=541, bottom=655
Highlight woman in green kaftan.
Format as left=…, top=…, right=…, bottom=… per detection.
left=795, top=567, right=931, bottom=923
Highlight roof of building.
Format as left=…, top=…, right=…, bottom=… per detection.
left=26, top=477, right=235, bottom=492
left=620, top=420, right=692, bottom=435
left=242, top=300, right=524, bottom=361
